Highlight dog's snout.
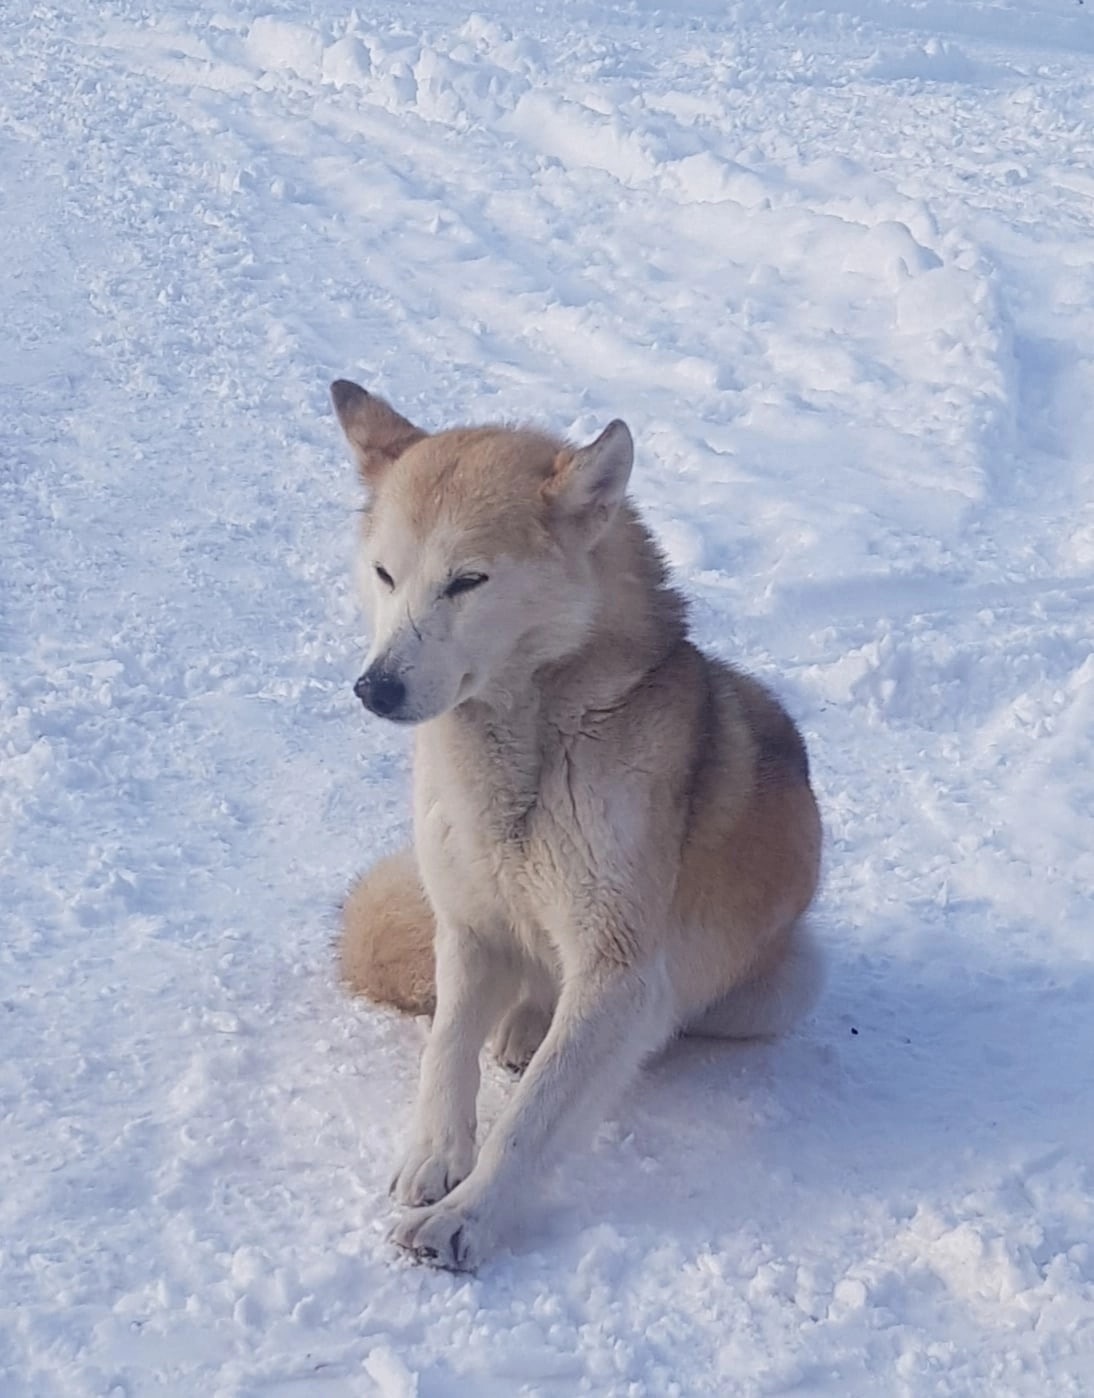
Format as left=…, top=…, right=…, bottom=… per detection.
left=354, top=668, right=407, bottom=719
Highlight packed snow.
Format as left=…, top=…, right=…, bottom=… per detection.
left=2, top=0, right=1093, bottom=1391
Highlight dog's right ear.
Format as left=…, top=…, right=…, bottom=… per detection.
left=330, top=380, right=426, bottom=487
left=543, top=419, right=634, bottom=543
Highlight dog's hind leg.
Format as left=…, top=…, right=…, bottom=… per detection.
left=491, top=964, right=557, bottom=1073
left=686, top=919, right=824, bottom=1040
left=492, top=998, right=554, bottom=1074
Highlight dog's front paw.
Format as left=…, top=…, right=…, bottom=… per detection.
left=390, top=1194, right=492, bottom=1272
left=390, top=1138, right=474, bottom=1208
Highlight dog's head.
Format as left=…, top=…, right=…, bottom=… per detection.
left=332, top=380, right=634, bottom=724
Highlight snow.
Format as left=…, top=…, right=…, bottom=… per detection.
left=2, top=0, right=1092, bottom=1390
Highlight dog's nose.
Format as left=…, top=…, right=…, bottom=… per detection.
left=354, top=669, right=406, bottom=718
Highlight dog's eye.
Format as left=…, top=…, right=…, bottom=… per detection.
left=443, top=573, right=488, bottom=599
left=374, top=565, right=394, bottom=589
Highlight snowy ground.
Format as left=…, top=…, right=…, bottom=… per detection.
left=2, top=0, right=1093, bottom=1391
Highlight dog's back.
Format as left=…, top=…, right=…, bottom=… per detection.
left=668, top=655, right=822, bottom=1031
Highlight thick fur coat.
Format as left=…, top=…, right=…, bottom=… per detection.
left=333, top=381, right=822, bottom=1269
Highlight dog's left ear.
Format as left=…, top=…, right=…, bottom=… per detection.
left=330, top=379, right=426, bottom=487
left=544, top=419, right=634, bottom=541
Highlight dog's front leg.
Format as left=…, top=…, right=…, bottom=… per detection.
left=391, top=925, right=515, bottom=1208
left=391, top=953, right=674, bottom=1269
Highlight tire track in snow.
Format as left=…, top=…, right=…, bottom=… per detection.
left=2, top=2, right=1094, bottom=1393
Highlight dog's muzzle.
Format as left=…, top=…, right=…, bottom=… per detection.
left=354, top=668, right=407, bottom=719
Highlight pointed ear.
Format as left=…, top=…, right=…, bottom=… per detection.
left=543, top=419, right=634, bottom=541
left=330, top=380, right=426, bottom=486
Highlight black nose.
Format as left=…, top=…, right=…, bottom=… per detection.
left=354, top=669, right=406, bottom=718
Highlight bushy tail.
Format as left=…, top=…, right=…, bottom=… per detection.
left=340, top=847, right=437, bottom=1016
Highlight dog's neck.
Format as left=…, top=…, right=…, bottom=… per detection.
left=560, top=502, right=688, bottom=703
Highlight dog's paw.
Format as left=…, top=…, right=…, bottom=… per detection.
left=492, top=1000, right=552, bottom=1074
left=390, top=1139, right=473, bottom=1208
left=390, top=1195, right=492, bottom=1272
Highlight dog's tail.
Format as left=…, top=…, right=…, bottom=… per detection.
left=340, top=848, right=437, bottom=1017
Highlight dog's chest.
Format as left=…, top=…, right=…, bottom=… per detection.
left=414, top=714, right=582, bottom=947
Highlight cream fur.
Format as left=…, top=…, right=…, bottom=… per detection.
left=333, top=382, right=823, bottom=1270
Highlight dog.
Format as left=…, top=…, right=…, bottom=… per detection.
left=332, top=379, right=823, bottom=1270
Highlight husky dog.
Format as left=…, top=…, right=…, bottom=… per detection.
left=333, top=380, right=822, bottom=1270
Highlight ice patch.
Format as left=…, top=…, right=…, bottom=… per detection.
left=365, top=1346, right=419, bottom=1397
left=668, top=152, right=770, bottom=208
left=864, top=38, right=980, bottom=85
left=842, top=220, right=944, bottom=283
left=321, top=35, right=372, bottom=90
left=245, top=16, right=324, bottom=81
left=507, top=90, right=660, bottom=183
